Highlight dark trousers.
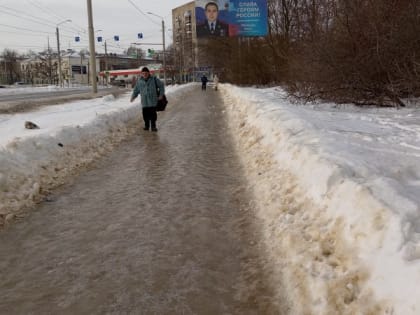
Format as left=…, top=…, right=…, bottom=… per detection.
left=202, top=83, right=207, bottom=90
left=142, top=107, right=157, bottom=128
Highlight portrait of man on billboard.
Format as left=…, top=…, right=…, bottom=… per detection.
left=196, top=1, right=229, bottom=37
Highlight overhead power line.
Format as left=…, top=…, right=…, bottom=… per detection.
left=127, top=0, right=160, bottom=26
left=0, top=5, right=83, bottom=37
left=2, top=44, right=47, bottom=49
left=26, top=0, right=66, bottom=22
left=0, top=5, right=57, bottom=27
left=0, top=9, right=60, bottom=32
left=0, top=29, right=51, bottom=38
left=24, top=0, right=86, bottom=35
left=0, top=23, right=53, bottom=35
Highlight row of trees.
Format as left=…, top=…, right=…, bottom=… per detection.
left=3, top=0, right=419, bottom=105
left=1, top=46, right=147, bottom=85
left=1, top=49, right=21, bottom=84
left=1, top=48, right=71, bottom=85
left=202, top=0, right=420, bottom=106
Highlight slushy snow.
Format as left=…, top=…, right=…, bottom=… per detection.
left=1, top=82, right=419, bottom=314
left=220, top=84, right=420, bottom=314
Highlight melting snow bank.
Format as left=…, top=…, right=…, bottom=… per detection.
left=0, top=84, right=195, bottom=227
left=221, top=84, right=419, bottom=315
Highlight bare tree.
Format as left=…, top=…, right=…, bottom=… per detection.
left=2, top=49, right=21, bottom=84
left=195, top=0, right=420, bottom=105
left=37, top=49, right=57, bottom=84
left=126, top=46, right=145, bottom=59
left=283, top=0, right=420, bottom=106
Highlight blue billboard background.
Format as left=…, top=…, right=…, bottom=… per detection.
left=195, top=0, right=268, bottom=37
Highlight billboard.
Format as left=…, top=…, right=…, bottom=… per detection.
left=195, top=0, right=268, bottom=38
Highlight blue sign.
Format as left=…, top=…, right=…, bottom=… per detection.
left=195, top=0, right=268, bottom=37
left=75, top=36, right=80, bottom=42
left=114, top=35, right=119, bottom=41
left=138, top=33, right=143, bottom=39
left=97, top=36, right=103, bottom=42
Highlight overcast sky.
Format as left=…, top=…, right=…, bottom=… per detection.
left=0, top=0, right=190, bottom=55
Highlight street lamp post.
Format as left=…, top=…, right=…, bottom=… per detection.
left=86, top=0, right=98, bottom=93
left=147, top=12, right=166, bottom=84
left=95, top=29, right=108, bottom=85
left=56, top=19, right=72, bottom=87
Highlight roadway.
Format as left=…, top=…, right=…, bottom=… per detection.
left=0, top=86, right=128, bottom=113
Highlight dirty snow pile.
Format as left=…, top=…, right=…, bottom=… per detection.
left=0, top=84, right=92, bottom=95
left=1, top=81, right=420, bottom=314
left=221, top=84, right=420, bottom=315
left=0, top=84, right=195, bottom=224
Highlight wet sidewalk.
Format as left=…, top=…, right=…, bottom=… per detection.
left=0, top=86, right=268, bottom=314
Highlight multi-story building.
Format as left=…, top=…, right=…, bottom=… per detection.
left=19, top=50, right=99, bottom=86
left=18, top=50, right=152, bottom=86
left=62, top=51, right=92, bottom=85
left=20, top=52, right=57, bottom=85
left=172, top=1, right=198, bottom=82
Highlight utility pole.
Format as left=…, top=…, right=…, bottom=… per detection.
left=104, top=40, right=108, bottom=71
left=147, top=12, right=166, bottom=84
left=56, top=27, right=62, bottom=86
left=103, top=40, right=108, bottom=85
left=161, top=19, right=166, bottom=84
left=48, top=36, right=52, bottom=84
left=80, top=52, right=84, bottom=84
left=87, top=0, right=97, bottom=93
left=56, top=19, right=71, bottom=87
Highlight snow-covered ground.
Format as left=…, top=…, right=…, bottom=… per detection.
left=0, top=84, right=195, bottom=222
left=0, top=83, right=419, bottom=314
left=0, top=84, right=94, bottom=95
left=221, top=85, right=420, bottom=314
left=0, top=84, right=113, bottom=95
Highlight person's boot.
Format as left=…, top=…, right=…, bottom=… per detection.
left=151, top=123, right=158, bottom=132
left=143, top=124, right=149, bottom=131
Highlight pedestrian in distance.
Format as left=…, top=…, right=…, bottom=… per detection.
left=201, top=74, right=208, bottom=91
left=213, top=74, right=219, bottom=91
left=130, top=67, right=165, bottom=132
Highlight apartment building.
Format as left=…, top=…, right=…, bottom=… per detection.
left=172, top=1, right=198, bottom=82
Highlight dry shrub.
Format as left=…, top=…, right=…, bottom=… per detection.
left=203, top=0, right=420, bottom=106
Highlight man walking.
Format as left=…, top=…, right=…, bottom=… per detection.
left=201, top=74, right=208, bottom=91
left=130, top=67, right=165, bottom=132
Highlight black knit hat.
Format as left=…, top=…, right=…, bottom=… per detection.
left=141, top=67, right=150, bottom=72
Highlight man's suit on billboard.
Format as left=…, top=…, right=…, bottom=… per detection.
left=196, top=20, right=229, bottom=37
